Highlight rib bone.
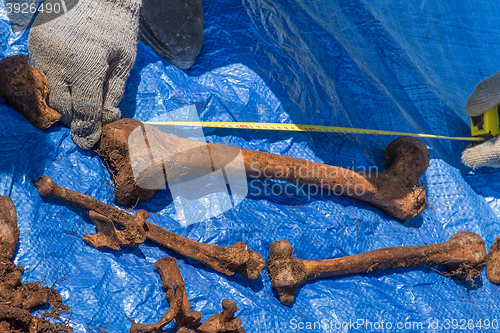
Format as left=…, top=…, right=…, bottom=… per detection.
left=268, top=232, right=486, bottom=305
left=34, top=176, right=265, bottom=279
left=96, top=119, right=430, bottom=220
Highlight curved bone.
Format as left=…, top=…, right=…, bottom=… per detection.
left=268, top=232, right=486, bottom=305
left=130, top=257, right=202, bottom=333
left=130, top=257, right=246, bottom=333
left=96, top=119, right=429, bottom=220
left=35, top=176, right=265, bottom=279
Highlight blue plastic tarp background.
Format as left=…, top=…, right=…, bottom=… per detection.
left=2, top=0, right=500, bottom=332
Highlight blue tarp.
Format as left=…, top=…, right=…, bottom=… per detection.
left=2, top=0, right=500, bottom=332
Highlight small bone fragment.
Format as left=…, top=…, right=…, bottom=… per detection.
left=0, top=55, right=60, bottom=130
left=96, top=119, right=429, bottom=220
left=195, top=299, right=245, bottom=333
left=268, top=232, right=486, bottom=305
left=0, top=196, right=19, bottom=261
left=84, top=210, right=147, bottom=250
left=35, top=176, right=265, bottom=279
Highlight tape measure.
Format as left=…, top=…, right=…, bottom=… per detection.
left=470, top=106, right=500, bottom=139
left=144, top=121, right=484, bottom=142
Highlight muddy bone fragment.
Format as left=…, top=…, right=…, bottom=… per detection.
left=486, top=236, right=500, bottom=284
left=130, top=257, right=246, bottom=333
left=0, top=196, right=19, bottom=261
left=268, top=232, right=486, bottom=305
left=34, top=176, right=265, bottom=279
left=96, top=119, right=429, bottom=220
left=0, top=55, right=61, bottom=130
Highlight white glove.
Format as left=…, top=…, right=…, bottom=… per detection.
left=28, top=0, right=141, bottom=149
left=462, top=72, right=500, bottom=168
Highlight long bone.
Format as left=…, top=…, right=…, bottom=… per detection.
left=34, top=176, right=265, bottom=279
left=96, top=118, right=430, bottom=220
left=267, top=232, right=486, bottom=305
left=130, top=257, right=246, bottom=333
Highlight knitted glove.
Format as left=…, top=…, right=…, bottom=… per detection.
left=28, top=0, right=141, bottom=150
left=462, top=72, right=500, bottom=168
left=139, top=0, right=203, bottom=69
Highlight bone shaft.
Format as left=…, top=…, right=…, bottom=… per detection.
left=144, top=222, right=231, bottom=269
left=302, top=241, right=463, bottom=279
left=48, top=183, right=136, bottom=225
left=213, top=145, right=376, bottom=201
left=38, top=178, right=242, bottom=275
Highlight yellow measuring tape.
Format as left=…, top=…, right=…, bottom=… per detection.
left=144, top=121, right=484, bottom=142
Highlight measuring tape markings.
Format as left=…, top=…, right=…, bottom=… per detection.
left=144, top=121, right=484, bottom=142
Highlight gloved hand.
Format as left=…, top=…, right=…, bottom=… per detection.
left=139, top=0, right=203, bottom=69
left=462, top=72, right=500, bottom=168
left=28, top=0, right=141, bottom=150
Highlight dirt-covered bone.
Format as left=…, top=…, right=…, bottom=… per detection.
left=34, top=176, right=265, bottom=279
left=130, top=257, right=245, bottom=333
left=130, top=257, right=202, bottom=333
left=268, top=232, right=487, bottom=306
left=0, top=55, right=61, bottom=130
left=486, top=236, right=500, bottom=284
left=96, top=118, right=429, bottom=220
left=193, top=299, right=246, bottom=333
left=0, top=196, right=72, bottom=332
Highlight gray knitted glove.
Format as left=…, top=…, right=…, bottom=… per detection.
left=139, top=0, right=203, bottom=69
left=28, top=0, right=141, bottom=150
left=462, top=72, right=500, bottom=168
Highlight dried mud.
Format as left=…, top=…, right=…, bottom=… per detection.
left=0, top=196, right=72, bottom=332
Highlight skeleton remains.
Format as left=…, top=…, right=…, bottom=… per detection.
left=267, top=232, right=487, bottom=305
left=96, top=119, right=429, bottom=220
left=130, top=257, right=245, bottom=333
left=34, top=176, right=265, bottom=279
